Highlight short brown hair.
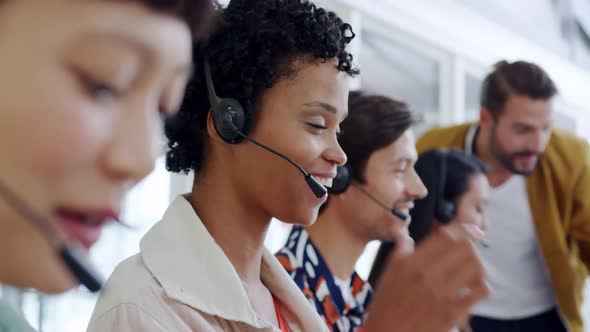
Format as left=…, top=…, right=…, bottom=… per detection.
left=481, top=60, right=557, bottom=118
left=342, top=91, right=417, bottom=183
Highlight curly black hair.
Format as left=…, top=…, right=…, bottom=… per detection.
left=165, top=0, right=359, bottom=174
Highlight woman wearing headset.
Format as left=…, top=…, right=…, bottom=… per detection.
left=88, top=0, right=355, bottom=331
left=410, top=149, right=489, bottom=243
left=0, top=1, right=212, bottom=330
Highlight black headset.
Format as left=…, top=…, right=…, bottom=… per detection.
left=203, top=60, right=251, bottom=144
left=329, top=164, right=409, bottom=221
left=331, top=151, right=456, bottom=223
left=0, top=179, right=103, bottom=292
left=434, top=150, right=456, bottom=223
left=202, top=59, right=327, bottom=198
left=329, top=165, right=353, bottom=195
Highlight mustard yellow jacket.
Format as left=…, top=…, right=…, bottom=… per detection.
left=417, top=123, right=590, bottom=332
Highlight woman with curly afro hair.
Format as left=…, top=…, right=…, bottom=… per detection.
left=88, top=0, right=357, bottom=331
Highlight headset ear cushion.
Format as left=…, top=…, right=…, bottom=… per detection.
left=212, top=97, right=249, bottom=144
left=435, top=149, right=456, bottom=224
left=329, top=165, right=352, bottom=194
left=437, top=201, right=456, bottom=224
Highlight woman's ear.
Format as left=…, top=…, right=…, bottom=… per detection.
left=206, top=109, right=224, bottom=143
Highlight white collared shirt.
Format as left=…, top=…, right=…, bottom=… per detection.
left=87, top=195, right=328, bottom=332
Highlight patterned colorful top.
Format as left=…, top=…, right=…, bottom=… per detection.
left=276, top=226, right=374, bottom=332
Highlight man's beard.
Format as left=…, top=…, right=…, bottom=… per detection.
left=489, top=131, right=540, bottom=176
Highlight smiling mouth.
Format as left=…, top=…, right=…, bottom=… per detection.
left=393, top=205, right=413, bottom=223
left=314, top=176, right=333, bottom=188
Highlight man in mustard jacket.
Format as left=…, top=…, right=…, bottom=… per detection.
left=417, top=60, right=590, bottom=332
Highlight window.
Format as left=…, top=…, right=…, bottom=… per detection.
left=465, top=72, right=483, bottom=122
left=359, top=26, right=442, bottom=137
